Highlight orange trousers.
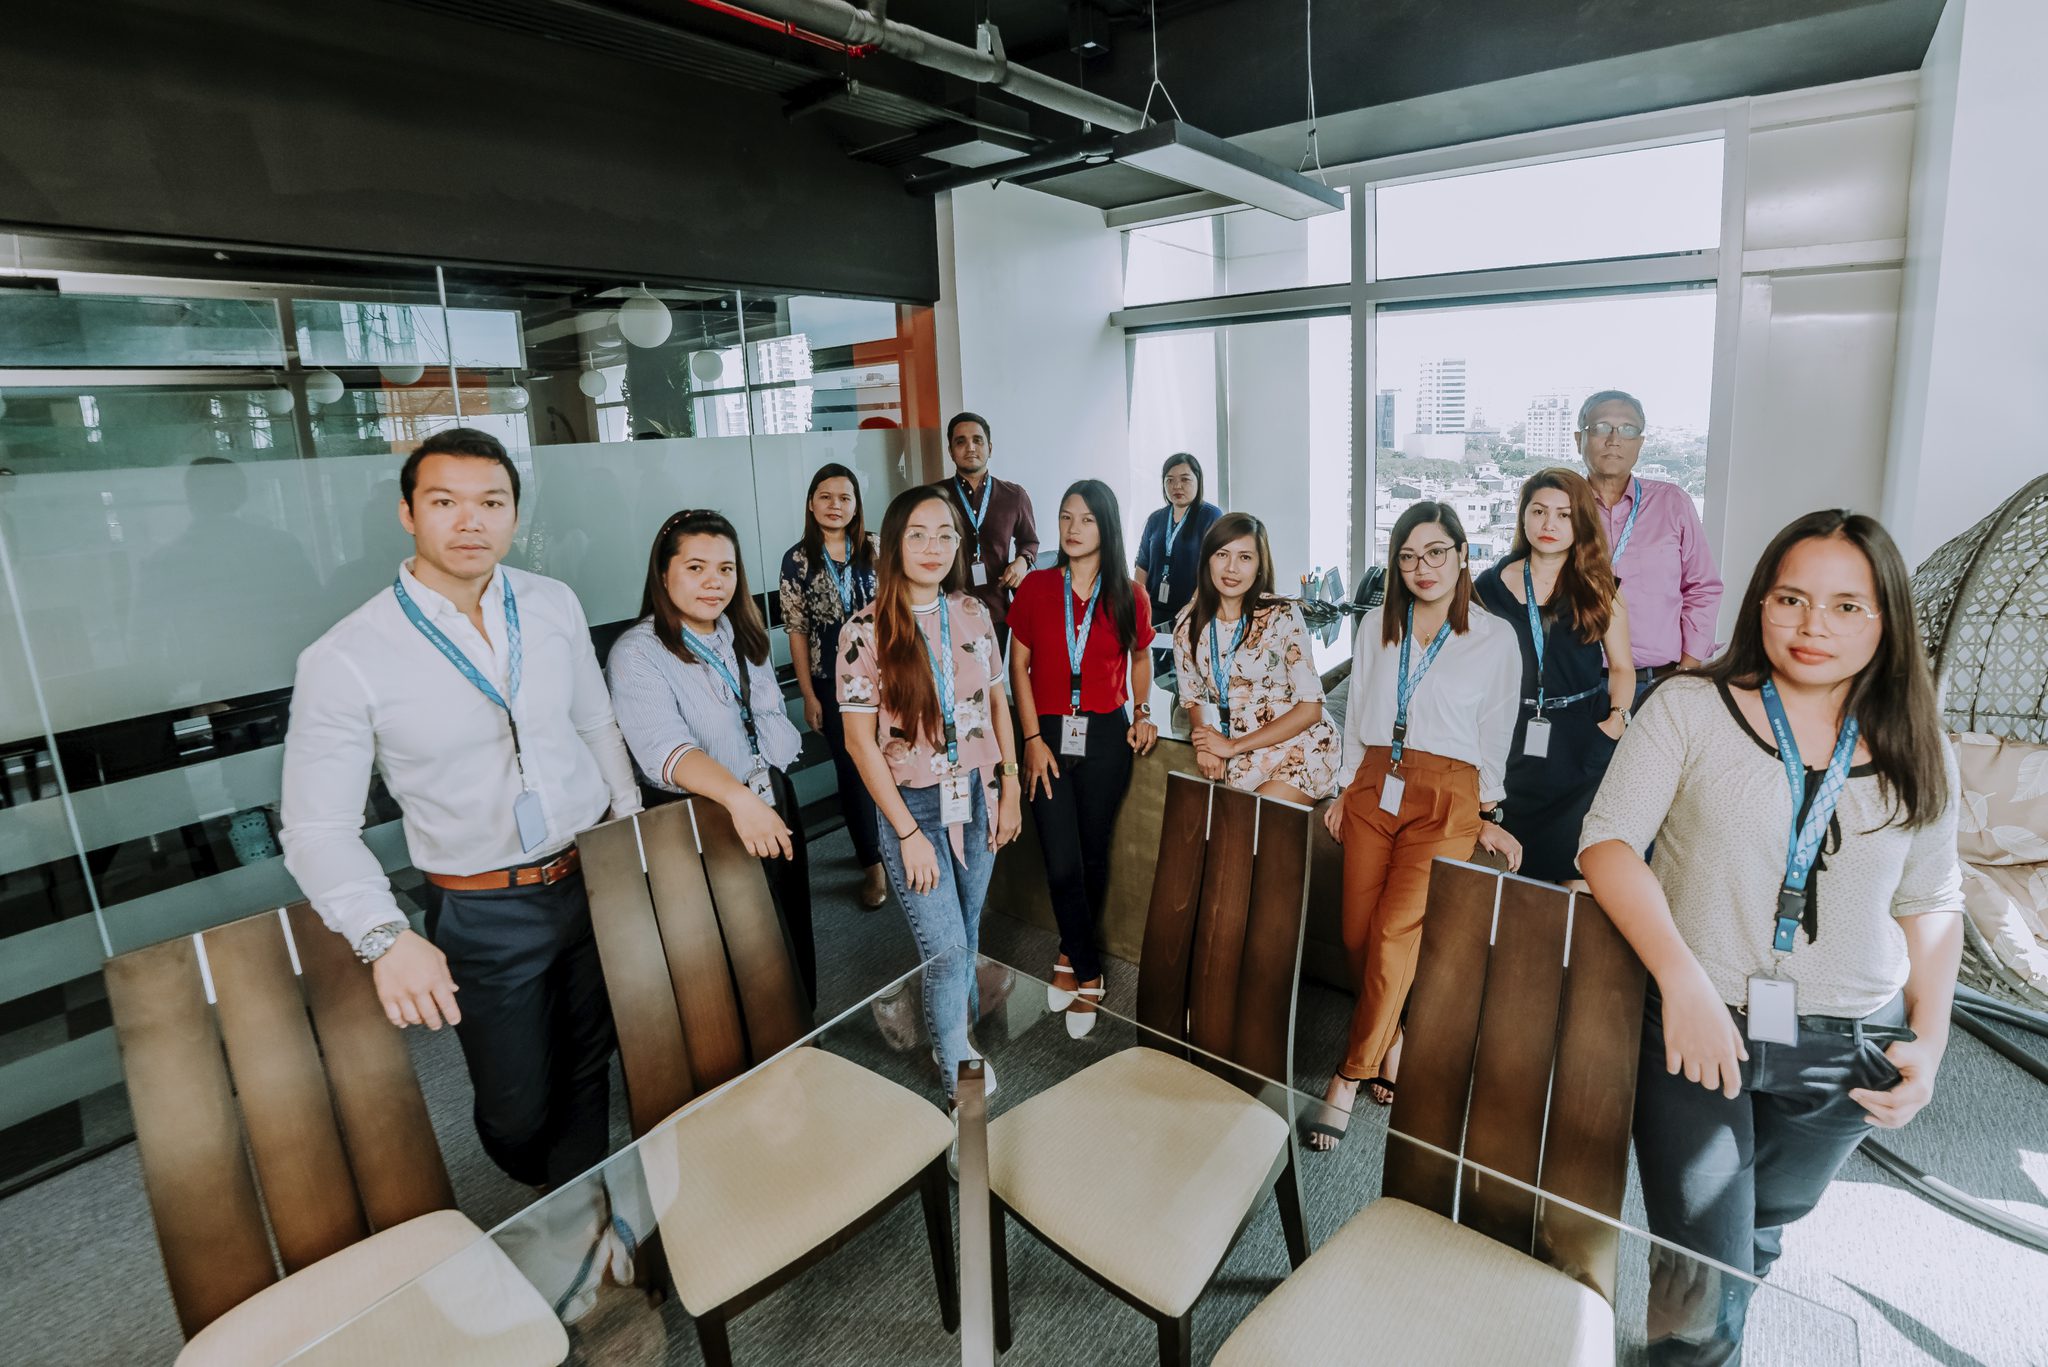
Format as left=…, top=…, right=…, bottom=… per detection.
left=1338, top=745, right=1482, bottom=1079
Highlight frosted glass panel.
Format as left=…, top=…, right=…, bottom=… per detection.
left=294, top=301, right=524, bottom=369
left=0, top=293, right=285, bottom=367
left=747, top=429, right=923, bottom=578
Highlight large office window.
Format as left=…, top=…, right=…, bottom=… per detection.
left=1123, top=195, right=1351, bottom=307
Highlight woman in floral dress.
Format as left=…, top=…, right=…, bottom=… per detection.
left=1172, top=511, right=1341, bottom=804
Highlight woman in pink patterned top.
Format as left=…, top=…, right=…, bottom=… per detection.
left=840, top=486, right=1023, bottom=1102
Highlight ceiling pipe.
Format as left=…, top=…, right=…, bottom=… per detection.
left=684, top=0, right=877, bottom=55
left=720, top=0, right=1152, bottom=133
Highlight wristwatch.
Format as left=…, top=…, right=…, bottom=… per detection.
left=355, top=921, right=410, bottom=964
left=998, top=761, right=1020, bottom=777
left=1133, top=702, right=1152, bottom=718
left=1479, top=806, right=1506, bottom=826
left=1609, top=704, right=1632, bottom=729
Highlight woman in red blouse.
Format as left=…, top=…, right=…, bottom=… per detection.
left=1007, top=479, right=1159, bottom=1036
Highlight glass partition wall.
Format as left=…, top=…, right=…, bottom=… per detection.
left=0, top=230, right=940, bottom=1192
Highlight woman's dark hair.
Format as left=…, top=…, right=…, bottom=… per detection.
left=1507, top=467, right=1620, bottom=643
left=872, top=486, right=970, bottom=748
left=1696, top=510, right=1949, bottom=829
left=800, top=462, right=874, bottom=576
left=639, top=509, right=770, bottom=667
left=1185, top=511, right=1281, bottom=655
left=1381, top=501, right=1474, bottom=646
left=401, top=426, right=521, bottom=507
left=1055, top=479, right=1138, bottom=652
left=1160, top=452, right=1204, bottom=506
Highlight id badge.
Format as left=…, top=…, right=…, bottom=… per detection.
left=1378, top=773, right=1406, bottom=816
left=1746, top=975, right=1799, bottom=1045
left=1523, top=716, right=1553, bottom=758
left=940, top=771, right=972, bottom=826
left=513, top=788, right=547, bottom=853
left=972, top=561, right=990, bottom=587
left=1060, top=714, right=1089, bottom=757
left=746, top=763, right=774, bottom=803
left=1157, top=569, right=1170, bottom=597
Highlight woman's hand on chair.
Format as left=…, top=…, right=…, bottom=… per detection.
left=1322, top=797, right=1346, bottom=843
left=1475, top=820, right=1522, bottom=873
left=731, top=789, right=794, bottom=860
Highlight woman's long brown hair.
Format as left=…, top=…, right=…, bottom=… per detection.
left=639, top=508, right=771, bottom=665
left=1695, top=509, right=1950, bottom=829
left=1185, top=511, right=1282, bottom=657
left=1381, top=502, right=1474, bottom=646
left=872, top=486, right=969, bottom=748
left=1506, top=467, right=1620, bottom=643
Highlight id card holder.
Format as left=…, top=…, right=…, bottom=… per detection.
left=513, top=788, right=547, bottom=853
left=1523, top=716, right=1552, bottom=758
left=1378, top=773, right=1406, bottom=816
left=1060, top=714, right=1089, bottom=757
left=1746, top=975, right=1799, bottom=1045
left=940, top=770, right=972, bottom=826
left=746, top=763, right=774, bottom=803
left=972, top=561, right=990, bottom=587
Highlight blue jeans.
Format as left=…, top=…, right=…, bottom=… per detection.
left=874, top=773, right=995, bottom=1099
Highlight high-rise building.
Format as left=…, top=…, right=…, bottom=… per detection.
left=1375, top=389, right=1398, bottom=452
left=1416, top=357, right=1468, bottom=434
left=1526, top=391, right=1576, bottom=462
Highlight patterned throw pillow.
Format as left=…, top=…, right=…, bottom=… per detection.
left=1950, top=732, right=2048, bottom=867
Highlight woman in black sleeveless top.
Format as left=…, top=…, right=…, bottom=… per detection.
left=1472, top=468, right=1636, bottom=884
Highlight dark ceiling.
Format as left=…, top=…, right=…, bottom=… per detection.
left=388, top=0, right=1947, bottom=211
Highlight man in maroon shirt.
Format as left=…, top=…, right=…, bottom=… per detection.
left=943, top=411, right=1039, bottom=644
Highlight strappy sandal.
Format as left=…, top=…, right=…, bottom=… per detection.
left=1065, top=981, right=1106, bottom=1039
left=1364, top=1076, right=1397, bottom=1106
left=1300, top=1073, right=1367, bottom=1150
left=1046, top=955, right=1078, bottom=1012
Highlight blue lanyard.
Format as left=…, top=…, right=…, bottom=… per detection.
left=395, top=570, right=525, bottom=758
left=820, top=546, right=861, bottom=613
left=1611, top=478, right=1644, bottom=560
left=1522, top=558, right=1551, bottom=710
left=956, top=476, right=992, bottom=534
left=1759, top=678, right=1859, bottom=954
left=1207, top=614, right=1249, bottom=736
left=1163, top=505, right=1191, bottom=557
left=920, top=601, right=959, bottom=765
left=1062, top=569, right=1100, bottom=712
left=681, top=626, right=760, bottom=757
left=1392, top=602, right=1452, bottom=767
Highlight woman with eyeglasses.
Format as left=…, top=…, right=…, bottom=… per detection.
left=1132, top=453, right=1223, bottom=658
left=780, top=463, right=889, bottom=910
left=1172, top=511, right=1341, bottom=804
left=1304, top=502, right=1522, bottom=1150
left=1579, top=510, right=1961, bottom=1361
left=1008, top=479, right=1157, bottom=1037
left=839, top=486, right=1024, bottom=1100
left=608, top=509, right=815, bottom=1000
left=1471, top=468, right=1636, bottom=886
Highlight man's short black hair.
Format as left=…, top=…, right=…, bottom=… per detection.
left=400, top=427, right=521, bottom=507
left=947, top=411, right=992, bottom=444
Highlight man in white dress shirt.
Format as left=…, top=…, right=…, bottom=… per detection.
left=281, top=428, right=640, bottom=1194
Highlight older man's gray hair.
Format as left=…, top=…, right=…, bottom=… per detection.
left=1576, top=389, right=1646, bottom=432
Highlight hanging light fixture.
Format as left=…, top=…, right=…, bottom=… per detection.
left=500, top=381, right=530, bottom=412
left=258, top=377, right=296, bottom=415
left=617, top=285, right=674, bottom=349
left=305, top=369, right=345, bottom=405
left=689, top=350, right=725, bottom=383
left=577, top=369, right=609, bottom=399
left=380, top=362, right=427, bottom=386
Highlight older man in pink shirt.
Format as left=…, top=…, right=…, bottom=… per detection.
left=1575, top=390, right=1722, bottom=699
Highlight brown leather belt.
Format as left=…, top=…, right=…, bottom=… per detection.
left=425, top=846, right=581, bottom=892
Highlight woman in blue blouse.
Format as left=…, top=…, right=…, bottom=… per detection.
left=1132, top=453, right=1223, bottom=672
left=609, top=508, right=814, bottom=1001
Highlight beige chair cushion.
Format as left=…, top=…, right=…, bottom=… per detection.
left=176, top=1209, right=567, bottom=1367
left=987, top=1045, right=1289, bottom=1318
left=1951, top=732, right=2048, bottom=866
left=639, top=1045, right=953, bottom=1315
left=1961, top=861, right=2048, bottom=993
left=1214, top=1198, right=1615, bottom=1367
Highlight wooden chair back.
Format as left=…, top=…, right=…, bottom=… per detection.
left=1134, top=773, right=1314, bottom=1087
left=1383, top=860, right=1648, bottom=1302
left=579, top=798, right=810, bottom=1138
left=104, top=904, right=456, bottom=1339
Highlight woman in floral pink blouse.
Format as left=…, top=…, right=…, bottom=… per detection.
left=839, top=486, right=1023, bottom=1102
left=1172, top=512, right=1341, bottom=804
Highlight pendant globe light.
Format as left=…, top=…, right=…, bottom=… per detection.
left=305, top=369, right=345, bottom=405
left=617, top=285, right=674, bottom=349
left=577, top=369, right=609, bottom=399
left=380, top=362, right=427, bottom=386
left=258, top=377, right=295, bottom=415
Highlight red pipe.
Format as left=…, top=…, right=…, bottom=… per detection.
left=685, top=0, right=877, bottom=57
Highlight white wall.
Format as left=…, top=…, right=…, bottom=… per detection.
left=1884, top=0, right=2048, bottom=564
left=936, top=181, right=1128, bottom=545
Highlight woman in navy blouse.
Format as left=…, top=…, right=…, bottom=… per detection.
left=1132, top=453, right=1223, bottom=665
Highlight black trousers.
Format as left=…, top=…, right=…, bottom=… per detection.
left=1028, top=709, right=1134, bottom=983
left=766, top=767, right=817, bottom=1005
left=817, top=687, right=882, bottom=869
left=425, top=870, right=614, bottom=1189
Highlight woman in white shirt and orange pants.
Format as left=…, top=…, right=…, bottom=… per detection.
left=1306, top=503, right=1523, bottom=1149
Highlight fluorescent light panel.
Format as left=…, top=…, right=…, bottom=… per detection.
left=1113, top=120, right=1343, bottom=220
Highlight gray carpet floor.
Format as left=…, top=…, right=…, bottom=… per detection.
left=4, top=826, right=2045, bottom=1367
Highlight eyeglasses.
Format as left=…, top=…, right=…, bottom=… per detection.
left=1761, top=592, right=1880, bottom=636
left=1582, top=421, right=1645, bottom=440
left=904, top=529, right=961, bottom=552
left=1396, top=544, right=1456, bottom=570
